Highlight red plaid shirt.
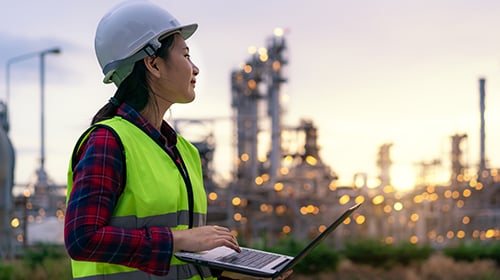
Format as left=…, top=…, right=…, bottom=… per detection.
left=64, top=103, right=183, bottom=276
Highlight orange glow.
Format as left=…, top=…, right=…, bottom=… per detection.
left=279, top=167, right=289, bottom=175
left=232, top=197, right=241, bottom=206
left=233, top=213, right=242, bottom=221
left=261, top=173, right=270, bottom=182
left=410, top=213, right=419, bottom=222
left=255, top=176, right=264, bottom=185
left=240, top=153, right=249, bottom=162
left=485, top=229, right=496, bottom=239
left=355, top=195, right=365, bottom=204
left=413, top=195, right=423, bottom=203
left=247, top=79, right=257, bottom=89
left=305, top=155, right=317, bottom=166
left=463, top=189, right=471, bottom=197
left=355, top=215, right=366, bottom=224
left=444, top=190, right=452, bottom=198
left=260, top=204, right=267, bottom=212
left=410, top=235, right=418, bottom=244
left=372, top=195, right=384, bottom=205
left=383, top=185, right=396, bottom=193
left=462, top=216, right=470, bottom=224
left=282, top=225, right=291, bottom=233
left=208, top=192, right=218, bottom=201
left=329, top=181, right=337, bottom=191
left=10, top=218, right=20, bottom=228
left=272, top=61, right=281, bottom=71
left=428, top=231, right=437, bottom=240
left=243, top=64, right=252, bottom=73
left=339, top=194, right=350, bottom=205
left=276, top=205, right=286, bottom=215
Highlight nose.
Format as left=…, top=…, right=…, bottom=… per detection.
left=192, top=62, right=199, bottom=76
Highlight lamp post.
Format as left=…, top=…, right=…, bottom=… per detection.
left=5, top=47, right=61, bottom=186
left=38, top=48, right=61, bottom=186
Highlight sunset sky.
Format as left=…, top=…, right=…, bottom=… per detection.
left=1, top=0, right=500, bottom=191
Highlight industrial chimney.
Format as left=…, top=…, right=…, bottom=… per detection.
left=479, top=78, right=486, bottom=175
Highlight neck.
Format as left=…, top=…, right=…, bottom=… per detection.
left=140, top=103, right=168, bottom=130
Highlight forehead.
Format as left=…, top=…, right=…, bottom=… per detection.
left=171, top=33, right=188, bottom=50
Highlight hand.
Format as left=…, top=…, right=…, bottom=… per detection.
left=220, top=269, right=293, bottom=280
left=277, top=270, right=293, bottom=279
left=172, top=225, right=240, bottom=253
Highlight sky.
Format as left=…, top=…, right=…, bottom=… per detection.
left=1, top=0, right=500, bottom=192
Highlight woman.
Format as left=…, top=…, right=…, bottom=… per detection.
left=64, top=1, right=240, bottom=279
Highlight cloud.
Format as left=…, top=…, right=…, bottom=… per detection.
left=0, top=32, right=85, bottom=88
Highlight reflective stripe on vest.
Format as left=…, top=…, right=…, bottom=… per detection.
left=72, top=263, right=213, bottom=280
left=109, top=210, right=206, bottom=228
left=67, top=117, right=215, bottom=280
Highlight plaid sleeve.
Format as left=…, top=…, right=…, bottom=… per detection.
left=64, top=127, right=174, bottom=276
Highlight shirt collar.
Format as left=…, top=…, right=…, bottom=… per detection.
left=116, top=103, right=178, bottom=148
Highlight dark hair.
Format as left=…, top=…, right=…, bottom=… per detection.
left=91, top=35, right=175, bottom=124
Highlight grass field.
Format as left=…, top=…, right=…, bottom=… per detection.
left=1, top=245, right=498, bottom=280
left=294, top=254, right=500, bottom=280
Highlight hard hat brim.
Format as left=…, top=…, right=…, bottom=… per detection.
left=176, top=23, right=198, bottom=40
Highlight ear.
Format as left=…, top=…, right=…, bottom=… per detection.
left=143, top=56, right=161, bottom=79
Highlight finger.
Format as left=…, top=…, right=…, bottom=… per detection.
left=217, top=235, right=240, bottom=252
left=213, top=226, right=236, bottom=240
left=211, top=225, right=240, bottom=252
left=223, top=240, right=241, bottom=252
left=280, top=270, right=293, bottom=279
left=213, top=225, right=231, bottom=233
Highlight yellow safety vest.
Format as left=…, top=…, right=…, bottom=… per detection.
left=67, top=116, right=216, bottom=280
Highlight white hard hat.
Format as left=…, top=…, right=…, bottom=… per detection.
left=95, top=0, right=198, bottom=86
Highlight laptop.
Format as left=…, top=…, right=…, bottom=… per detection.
left=175, top=203, right=362, bottom=279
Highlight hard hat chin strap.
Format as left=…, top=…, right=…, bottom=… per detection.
left=103, top=42, right=159, bottom=76
left=103, top=42, right=161, bottom=85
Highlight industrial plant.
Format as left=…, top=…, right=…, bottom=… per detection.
left=1, top=29, right=499, bottom=259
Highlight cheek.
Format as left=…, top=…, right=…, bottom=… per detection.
left=166, top=60, right=191, bottom=81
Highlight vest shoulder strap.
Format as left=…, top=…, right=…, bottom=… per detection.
left=71, top=123, right=126, bottom=186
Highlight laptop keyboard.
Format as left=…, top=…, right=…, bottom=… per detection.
left=216, top=249, right=281, bottom=269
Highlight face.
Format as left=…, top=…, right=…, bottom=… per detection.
left=153, top=33, right=199, bottom=105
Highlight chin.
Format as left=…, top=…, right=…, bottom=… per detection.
left=181, top=94, right=196, bottom=104
left=188, top=92, right=196, bottom=102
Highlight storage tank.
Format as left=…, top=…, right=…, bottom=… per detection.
left=0, top=101, right=15, bottom=258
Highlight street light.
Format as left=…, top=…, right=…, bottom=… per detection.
left=5, top=47, right=61, bottom=186
left=38, top=47, right=61, bottom=186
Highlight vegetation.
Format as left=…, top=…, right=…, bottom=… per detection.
left=260, top=237, right=341, bottom=274
left=443, top=241, right=500, bottom=265
left=343, top=239, right=433, bottom=268
left=0, top=240, right=499, bottom=279
left=0, top=243, right=71, bottom=280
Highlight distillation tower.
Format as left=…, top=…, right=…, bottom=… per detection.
left=228, top=30, right=340, bottom=244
